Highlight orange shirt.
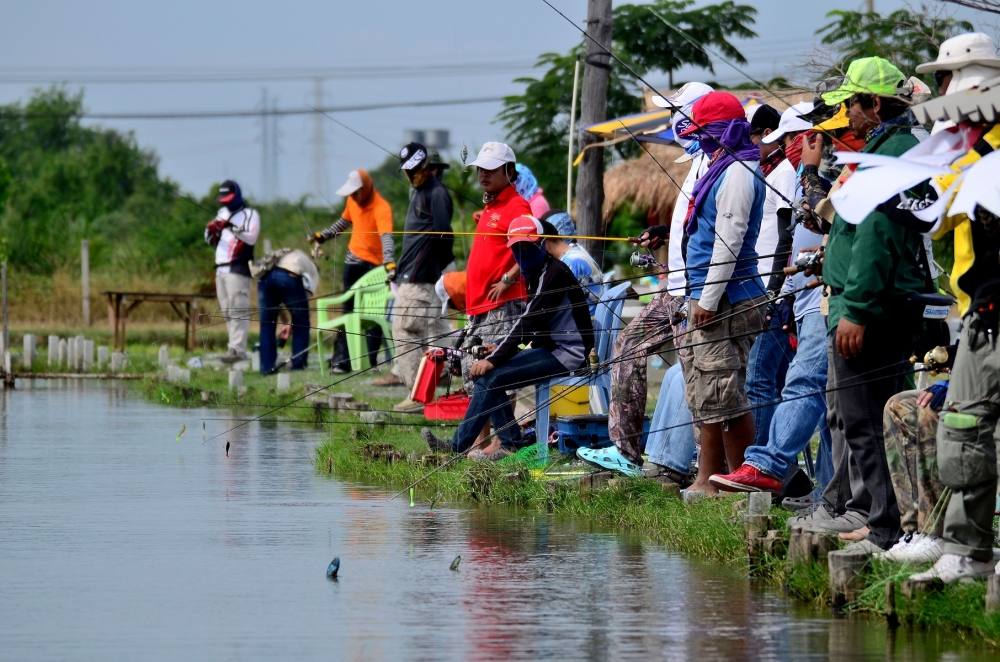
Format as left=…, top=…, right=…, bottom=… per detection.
left=343, top=192, right=393, bottom=265
left=465, top=186, right=529, bottom=316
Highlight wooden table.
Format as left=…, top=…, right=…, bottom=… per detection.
left=104, top=291, right=216, bottom=350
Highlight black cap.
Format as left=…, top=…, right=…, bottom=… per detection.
left=399, top=142, right=428, bottom=171
left=749, top=104, right=781, bottom=135
left=427, top=149, right=450, bottom=169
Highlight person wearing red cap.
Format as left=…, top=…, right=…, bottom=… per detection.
left=673, top=91, right=769, bottom=498
left=422, top=216, right=594, bottom=458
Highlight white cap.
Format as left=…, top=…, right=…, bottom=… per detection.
left=762, top=101, right=815, bottom=145
left=335, top=170, right=363, bottom=196
left=916, top=32, right=1000, bottom=74
left=651, top=81, right=713, bottom=109
left=468, top=141, right=516, bottom=170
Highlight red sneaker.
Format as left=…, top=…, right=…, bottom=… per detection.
left=709, top=464, right=782, bottom=493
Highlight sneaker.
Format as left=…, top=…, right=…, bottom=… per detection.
left=371, top=373, right=404, bottom=386
left=331, top=365, right=350, bottom=375
left=220, top=349, right=249, bottom=364
left=394, top=398, right=424, bottom=414
left=781, top=495, right=815, bottom=512
left=421, top=427, right=452, bottom=454
left=833, top=538, right=884, bottom=557
left=709, top=464, right=782, bottom=493
left=576, top=445, right=643, bottom=477
left=643, top=463, right=692, bottom=488
left=799, top=509, right=868, bottom=534
left=789, top=504, right=835, bottom=529
left=883, top=533, right=944, bottom=564
left=681, top=487, right=710, bottom=504
left=909, top=553, right=995, bottom=584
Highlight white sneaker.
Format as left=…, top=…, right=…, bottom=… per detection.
left=909, top=553, right=994, bottom=584
left=883, top=533, right=944, bottom=564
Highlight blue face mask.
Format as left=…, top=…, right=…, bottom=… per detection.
left=511, top=241, right=546, bottom=278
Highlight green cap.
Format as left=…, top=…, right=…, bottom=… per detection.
left=821, top=56, right=906, bottom=106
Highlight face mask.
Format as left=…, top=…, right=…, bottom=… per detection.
left=511, top=241, right=546, bottom=278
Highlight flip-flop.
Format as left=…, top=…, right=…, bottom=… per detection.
left=576, top=446, right=643, bottom=477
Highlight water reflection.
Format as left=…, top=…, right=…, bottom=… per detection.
left=0, top=380, right=991, bottom=660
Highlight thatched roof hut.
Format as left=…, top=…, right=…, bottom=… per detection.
left=602, top=143, right=687, bottom=225
left=602, top=87, right=814, bottom=226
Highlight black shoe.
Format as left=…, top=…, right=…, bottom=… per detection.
left=779, top=468, right=814, bottom=500
left=421, top=427, right=452, bottom=453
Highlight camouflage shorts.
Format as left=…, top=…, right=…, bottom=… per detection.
left=678, top=296, right=766, bottom=425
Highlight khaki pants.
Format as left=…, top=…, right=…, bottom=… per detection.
left=215, top=271, right=252, bottom=354
left=939, top=320, right=1000, bottom=561
left=391, top=283, right=451, bottom=390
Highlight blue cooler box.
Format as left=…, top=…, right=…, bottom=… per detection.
left=555, top=415, right=650, bottom=455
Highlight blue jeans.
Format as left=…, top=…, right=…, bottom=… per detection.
left=745, top=320, right=795, bottom=445
left=645, top=362, right=697, bottom=474
left=258, top=268, right=311, bottom=374
left=744, top=312, right=829, bottom=480
left=452, top=348, right=568, bottom=453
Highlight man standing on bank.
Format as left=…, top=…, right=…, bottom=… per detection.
left=205, top=179, right=260, bottom=363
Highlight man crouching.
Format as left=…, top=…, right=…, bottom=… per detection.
left=422, top=216, right=594, bottom=458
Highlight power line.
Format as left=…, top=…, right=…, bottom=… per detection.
left=6, top=96, right=506, bottom=121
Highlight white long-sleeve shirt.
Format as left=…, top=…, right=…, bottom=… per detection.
left=209, top=206, right=260, bottom=274
left=666, top=152, right=709, bottom=296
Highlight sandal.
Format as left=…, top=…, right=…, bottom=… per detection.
left=576, top=446, right=643, bottom=477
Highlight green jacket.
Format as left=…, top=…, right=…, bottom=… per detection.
left=825, top=125, right=928, bottom=332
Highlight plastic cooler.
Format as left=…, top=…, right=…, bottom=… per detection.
left=423, top=393, right=470, bottom=420
left=548, top=384, right=590, bottom=417
left=554, top=415, right=650, bottom=455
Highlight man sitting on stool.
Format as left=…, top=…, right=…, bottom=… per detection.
left=422, top=216, right=594, bottom=459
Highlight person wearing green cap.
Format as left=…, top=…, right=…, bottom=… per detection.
left=794, top=56, right=933, bottom=557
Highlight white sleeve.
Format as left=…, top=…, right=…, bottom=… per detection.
left=699, top=166, right=755, bottom=312
left=230, top=208, right=260, bottom=246
left=773, top=163, right=797, bottom=211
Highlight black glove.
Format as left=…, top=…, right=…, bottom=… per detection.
left=636, top=225, right=669, bottom=250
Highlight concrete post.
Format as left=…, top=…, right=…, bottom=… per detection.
left=276, top=372, right=290, bottom=393
left=22, top=334, right=36, bottom=369
left=48, top=335, right=59, bottom=367
left=110, top=352, right=126, bottom=373
left=158, top=345, right=170, bottom=369
left=67, top=338, right=77, bottom=371
left=251, top=351, right=260, bottom=372
left=97, top=346, right=109, bottom=369
left=228, top=369, right=243, bottom=392
left=75, top=336, right=86, bottom=371
left=82, top=339, right=94, bottom=370
left=58, top=338, right=68, bottom=367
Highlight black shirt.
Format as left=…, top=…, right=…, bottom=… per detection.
left=397, top=178, right=454, bottom=284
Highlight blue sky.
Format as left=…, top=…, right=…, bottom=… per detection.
left=0, top=0, right=992, bottom=203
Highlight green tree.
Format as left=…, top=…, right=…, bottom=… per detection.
left=497, top=0, right=757, bottom=209
left=817, top=5, right=974, bottom=81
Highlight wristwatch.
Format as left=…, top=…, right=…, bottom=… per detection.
left=501, top=274, right=514, bottom=285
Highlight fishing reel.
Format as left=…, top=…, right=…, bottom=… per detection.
left=630, top=251, right=660, bottom=270
left=784, top=249, right=824, bottom=276
left=910, top=345, right=955, bottom=377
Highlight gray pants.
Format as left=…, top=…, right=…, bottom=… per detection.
left=821, top=325, right=906, bottom=548
left=215, top=271, right=252, bottom=354
left=391, top=283, right=451, bottom=390
left=939, top=320, right=1000, bottom=561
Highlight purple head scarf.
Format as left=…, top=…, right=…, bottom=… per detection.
left=684, top=119, right=759, bottom=234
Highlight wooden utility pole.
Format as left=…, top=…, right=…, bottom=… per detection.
left=574, top=0, right=612, bottom=267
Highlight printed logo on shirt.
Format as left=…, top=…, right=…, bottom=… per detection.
left=487, top=212, right=501, bottom=228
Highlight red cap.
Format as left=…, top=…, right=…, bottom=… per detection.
left=677, top=91, right=746, bottom=137
left=506, top=215, right=544, bottom=247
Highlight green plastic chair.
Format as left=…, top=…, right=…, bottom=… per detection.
left=315, top=266, right=394, bottom=374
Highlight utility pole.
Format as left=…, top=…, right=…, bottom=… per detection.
left=866, top=0, right=874, bottom=12
left=574, top=0, right=613, bottom=267
left=312, top=78, right=328, bottom=201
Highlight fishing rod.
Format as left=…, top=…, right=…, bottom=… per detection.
left=201, top=416, right=458, bottom=428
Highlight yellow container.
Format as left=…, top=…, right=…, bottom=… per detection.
left=549, top=384, right=590, bottom=417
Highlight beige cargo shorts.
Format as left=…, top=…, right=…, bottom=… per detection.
left=678, top=296, right=766, bottom=425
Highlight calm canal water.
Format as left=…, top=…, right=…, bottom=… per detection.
left=0, top=380, right=990, bottom=660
